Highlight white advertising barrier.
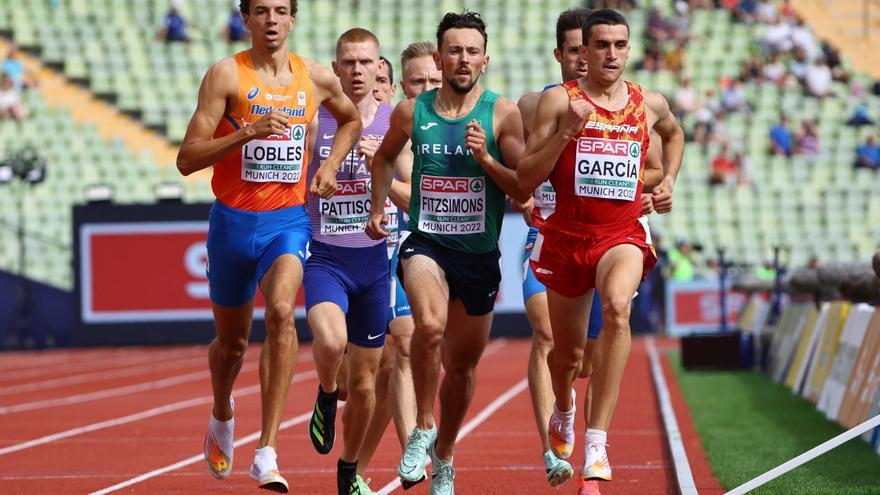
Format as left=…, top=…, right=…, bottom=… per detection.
left=818, top=304, right=873, bottom=420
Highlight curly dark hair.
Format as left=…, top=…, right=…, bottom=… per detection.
left=436, top=10, right=487, bottom=51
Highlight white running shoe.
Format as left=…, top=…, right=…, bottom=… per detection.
left=548, top=389, right=576, bottom=459
left=250, top=446, right=289, bottom=493
left=543, top=450, right=574, bottom=487
left=204, top=397, right=234, bottom=479
left=581, top=440, right=612, bottom=481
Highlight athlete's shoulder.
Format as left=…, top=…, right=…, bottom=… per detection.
left=642, top=89, right=671, bottom=113
left=207, top=56, right=238, bottom=79
left=517, top=91, right=541, bottom=109
left=302, top=57, right=335, bottom=86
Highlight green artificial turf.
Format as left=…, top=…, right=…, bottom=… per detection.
left=671, top=353, right=880, bottom=494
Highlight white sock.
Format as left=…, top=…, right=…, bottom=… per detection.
left=586, top=428, right=607, bottom=447
left=554, top=401, right=575, bottom=417
left=209, top=398, right=234, bottom=449
left=253, top=446, right=278, bottom=471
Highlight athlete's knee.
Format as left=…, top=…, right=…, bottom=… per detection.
left=265, top=301, right=295, bottom=333
left=394, top=333, right=412, bottom=361
left=601, top=295, right=632, bottom=328
left=530, top=323, right=553, bottom=354
left=414, top=315, right=446, bottom=346
left=214, top=335, right=248, bottom=361
left=347, top=372, right=377, bottom=402
left=444, top=359, right=476, bottom=384
left=549, top=345, right=583, bottom=373
left=313, top=336, right=346, bottom=363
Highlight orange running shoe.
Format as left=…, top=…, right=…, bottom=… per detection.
left=578, top=477, right=603, bottom=495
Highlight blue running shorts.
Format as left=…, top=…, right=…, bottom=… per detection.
left=206, top=201, right=310, bottom=308
left=387, top=234, right=412, bottom=325
left=304, top=240, right=390, bottom=348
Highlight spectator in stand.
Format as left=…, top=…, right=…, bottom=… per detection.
left=855, top=135, right=880, bottom=170
left=703, top=259, right=720, bottom=280
left=742, top=54, right=764, bottom=83
left=159, top=0, right=189, bottom=43
left=710, top=142, right=739, bottom=187
left=756, top=260, right=777, bottom=280
left=669, top=239, right=696, bottom=282
left=734, top=150, right=754, bottom=187
left=763, top=53, right=786, bottom=86
left=674, top=76, right=699, bottom=118
left=1, top=46, right=34, bottom=89
left=721, top=79, right=749, bottom=113
left=770, top=115, right=794, bottom=156
left=756, top=0, right=778, bottom=23
left=665, top=39, right=687, bottom=72
left=805, top=57, right=832, bottom=98
left=763, top=15, right=793, bottom=55
left=820, top=40, right=850, bottom=83
left=791, top=16, right=819, bottom=60
left=788, top=47, right=810, bottom=83
left=846, top=103, right=875, bottom=127
left=736, top=0, right=759, bottom=23
left=647, top=7, right=674, bottom=42
left=0, top=73, right=27, bottom=121
left=223, top=6, right=249, bottom=43
left=794, top=119, right=819, bottom=157
left=638, top=44, right=666, bottom=72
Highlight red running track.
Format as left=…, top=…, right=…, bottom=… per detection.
left=0, top=338, right=720, bottom=494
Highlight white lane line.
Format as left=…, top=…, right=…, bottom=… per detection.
left=88, top=401, right=346, bottom=495
left=375, top=377, right=529, bottom=495
left=724, top=414, right=880, bottom=495
left=0, top=369, right=318, bottom=456
left=0, top=353, right=209, bottom=397
left=0, top=347, right=204, bottom=382
left=646, top=337, right=698, bottom=495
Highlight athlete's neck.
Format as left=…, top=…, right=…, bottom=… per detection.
left=435, top=85, right=483, bottom=120
left=581, top=76, right=628, bottom=111
left=248, top=45, right=290, bottom=79
left=347, top=91, right=380, bottom=128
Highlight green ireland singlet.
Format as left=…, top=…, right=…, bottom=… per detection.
left=408, top=88, right=505, bottom=253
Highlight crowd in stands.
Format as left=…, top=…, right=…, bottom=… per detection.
left=0, top=46, right=34, bottom=122
left=158, top=0, right=250, bottom=44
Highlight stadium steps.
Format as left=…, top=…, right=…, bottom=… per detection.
left=792, top=0, right=880, bottom=79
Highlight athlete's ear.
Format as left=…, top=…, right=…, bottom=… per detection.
left=289, top=14, right=295, bottom=31
left=481, top=55, right=489, bottom=74
left=332, top=60, right=340, bottom=78
left=433, top=51, right=441, bottom=71
left=553, top=48, right=563, bottom=64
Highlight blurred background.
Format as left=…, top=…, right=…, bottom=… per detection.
left=0, top=0, right=876, bottom=348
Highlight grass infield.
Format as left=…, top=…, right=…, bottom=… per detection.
left=671, top=353, right=880, bottom=494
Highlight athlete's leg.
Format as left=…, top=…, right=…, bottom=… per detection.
left=401, top=255, right=449, bottom=430
left=308, top=303, right=348, bottom=399
left=589, top=244, right=644, bottom=431
left=525, top=291, right=554, bottom=453
left=209, top=302, right=254, bottom=421
left=356, top=335, right=395, bottom=478
left=388, top=315, right=416, bottom=447
left=257, top=254, right=303, bottom=449
left=341, top=343, right=384, bottom=462
left=546, top=290, right=593, bottom=413
left=434, top=300, right=493, bottom=460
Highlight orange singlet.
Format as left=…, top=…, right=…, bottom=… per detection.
left=212, top=50, right=318, bottom=212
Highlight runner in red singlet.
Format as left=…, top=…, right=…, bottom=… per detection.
left=518, top=9, right=684, bottom=490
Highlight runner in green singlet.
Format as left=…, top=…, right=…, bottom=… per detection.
left=365, top=11, right=529, bottom=495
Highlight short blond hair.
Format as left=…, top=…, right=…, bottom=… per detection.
left=336, top=28, right=379, bottom=55
left=400, top=41, right=436, bottom=68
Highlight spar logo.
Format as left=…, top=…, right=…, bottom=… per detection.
left=336, top=180, right=370, bottom=195
left=470, top=178, right=484, bottom=193
left=578, top=137, right=640, bottom=158
left=421, top=176, right=472, bottom=193
left=247, top=86, right=259, bottom=100
left=261, top=124, right=304, bottom=142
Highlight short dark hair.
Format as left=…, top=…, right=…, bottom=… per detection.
left=436, top=10, right=487, bottom=51
left=240, top=0, right=297, bottom=17
left=581, top=9, right=629, bottom=44
left=379, top=55, right=394, bottom=83
left=556, top=8, right=591, bottom=51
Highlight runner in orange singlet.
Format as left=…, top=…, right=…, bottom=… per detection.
left=176, top=1, right=361, bottom=492
left=518, top=9, right=684, bottom=491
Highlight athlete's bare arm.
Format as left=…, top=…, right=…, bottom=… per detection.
left=642, top=134, right=664, bottom=191
left=388, top=147, right=413, bottom=212
left=518, top=85, right=587, bottom=193
left=512, top=91, right=542, bottom=224
left=516, top=91, right=541, bottom=140
left=177, top=58, right=290, bottom=176
left=365, top=99, right=415, bottom=239
left=306, top=59, right=363, bottom=199
left=645, top=91, right=684, bottom=214
left=466, top=97, right=529, bottom=203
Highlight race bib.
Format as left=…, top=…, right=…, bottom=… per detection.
left=418, top=175, right=485, bottom=235
left=533, top=180, right=556, bottom=218
left=241, top=123, right=306, bottom=183
left=574, top=137, right=640, bottom=201
left=385, top=198, right=400, bottom=247
left=319, top=179, right=372, bottom=235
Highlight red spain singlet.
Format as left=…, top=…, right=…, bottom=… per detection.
left=211, top=51, right=318, bottom=212
left=546, top=79, right=650, bottom=228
